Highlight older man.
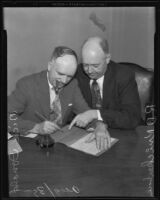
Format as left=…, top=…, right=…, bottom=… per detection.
left=8, top=46, right=111, bottom=150
left=75, top=36, right=141, bottom=130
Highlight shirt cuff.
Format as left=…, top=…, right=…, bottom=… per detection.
left=97, top=110, right=103, bottom=121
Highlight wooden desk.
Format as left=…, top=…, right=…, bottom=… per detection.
left=8, top=125, right=154, bottom=197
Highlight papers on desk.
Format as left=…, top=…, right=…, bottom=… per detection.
left=69, top=133, right=118, bottom=156
left=8, top=132, right=37, bottom=139
left=8, top=138, right=23, bottom=155
left=51, top=126, right=119, bottom=156
left=8, top=132, right=13, bottom=140
left=24, top=133, right=37, bottom=138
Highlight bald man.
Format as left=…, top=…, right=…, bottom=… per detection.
left=75, top=36, right=141, bottom=130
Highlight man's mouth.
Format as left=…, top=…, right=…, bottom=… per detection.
left=88, top=73, right=96, bottom=77
left=56, top=81, right=64, bottom=88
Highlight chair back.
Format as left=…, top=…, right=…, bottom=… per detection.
left=119, top=62, right=154, bottom=121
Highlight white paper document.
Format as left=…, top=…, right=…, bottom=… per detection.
left=69, top=133, right=118, bottom=156
left=8, top=132, right=13, bottom=140
left=24, top=133, right=37, bottom=138
left=8, top=138, right=23, bottom=155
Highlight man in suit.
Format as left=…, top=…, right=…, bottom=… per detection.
left=73, top=36, right=141, bottom=132
left=8, top=46, right=111, bottom=150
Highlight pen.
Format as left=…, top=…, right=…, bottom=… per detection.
left=35, top=111, right=62, bottom=131
left=35, top=111, right=48, bottom=121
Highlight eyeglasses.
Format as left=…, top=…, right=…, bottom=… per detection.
left=83, top=58, right=106, bottom=69
left=83, top=63, right=101, bottom=69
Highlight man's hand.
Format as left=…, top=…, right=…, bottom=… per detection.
left=69, top=110, right=98, bottom=129
left=31, top=121, right=61, bottom=135
left=85, top=121, right=111, bottom=151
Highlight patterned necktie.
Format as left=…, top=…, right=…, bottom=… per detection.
left=91, top=80, right=102, bottom=109
left=50, top=88, right=62, bottom=126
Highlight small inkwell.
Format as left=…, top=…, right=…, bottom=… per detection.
left=36, top=134, right=55, bottom=157
left=34, top=111, right=55, bottom=156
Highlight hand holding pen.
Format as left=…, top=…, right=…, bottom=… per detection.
left=34, top=111, right=59, bottom=157
left=34, top=111, right=62, bottom=135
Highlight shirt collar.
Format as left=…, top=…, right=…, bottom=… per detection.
left=47, top=72, right=53, bottom=90
left=97, top=75, right=104, bottom=84
left=90, top=75, right=104, bottom=85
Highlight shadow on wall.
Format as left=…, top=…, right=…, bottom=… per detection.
left=89, top=12, right=106, bottom=32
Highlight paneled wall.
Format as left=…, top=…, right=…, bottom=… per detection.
left=4, top=7, right=155, bottom=95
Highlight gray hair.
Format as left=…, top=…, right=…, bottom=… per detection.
left=50, top=46, right=78, bottom=62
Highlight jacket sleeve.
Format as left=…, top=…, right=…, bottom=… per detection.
left=8, top=78, right=36, bottom=135
left=100, top=70, right=141, bottom=129
left=72, top=79, right=91, bottom=114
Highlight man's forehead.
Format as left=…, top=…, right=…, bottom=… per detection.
left=82, top=43, right=104, bottom=57
left=56, top=54, right=77, bottom=65
left=82, top=48, right=106, bottom=63
left=54, top=54, right=77, bottom=75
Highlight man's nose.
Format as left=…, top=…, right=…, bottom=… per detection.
left=88, top=66, right=93, bottom=73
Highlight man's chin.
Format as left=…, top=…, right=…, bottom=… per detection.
left=88, top=74, right=97, bottom=79
left=57, top=85, right=64, bottom=89
left=57, top=83, right=65, bottom=89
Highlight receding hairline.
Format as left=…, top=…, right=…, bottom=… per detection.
left=49, top=46, right=78, bottom=63
left=82, top=37, right=109, bottom=54
left=55, top=54, right=78, bottom=66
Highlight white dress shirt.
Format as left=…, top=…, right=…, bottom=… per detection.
left=90, top=76, right=104, bottom=121
left=47, top=73, right=56, bottom=109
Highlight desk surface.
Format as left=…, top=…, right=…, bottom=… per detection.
left=8, top=125, right=154, bottom=197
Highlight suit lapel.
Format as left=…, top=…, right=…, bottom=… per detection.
left=102, top=61, right=114, bottom=107
left=35, top=71, right=75, bottom=123
left=77, top=64, right=92, bottom=106
left=36, top=70, right=50, bottom=119
left=85, top=79, right=92, bottom=106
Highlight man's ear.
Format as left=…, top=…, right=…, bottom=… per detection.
left=47, top=62, right=51, bottom=71
left=48, top=60, right=54, bottom=71
left=105, top=54, right=111, bottom=64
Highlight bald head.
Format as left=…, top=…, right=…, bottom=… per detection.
left=82, top=36, right=109, bottom=55
left=81, top=37, right=111, bottom=79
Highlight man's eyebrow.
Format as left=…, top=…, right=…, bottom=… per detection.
left=83, top=63, right=100, bottom=67
left=57, top=71, right=73, bottom=77
left=83, top=62, right=100, bottom=65
left=92, top=64, right=100, bottom=66
left=66, top=74, right=73, bottom=77
left=57, top=71, right=65, bottom=75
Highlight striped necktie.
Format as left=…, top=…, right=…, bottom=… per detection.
left=91, top=80, right=102, bottom=109
left=50, top=88, right=62, bottom=126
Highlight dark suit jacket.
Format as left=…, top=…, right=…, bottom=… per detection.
left=8, top=70, right=90, bottom=134
left=76, top=61, right=141, bottom=129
